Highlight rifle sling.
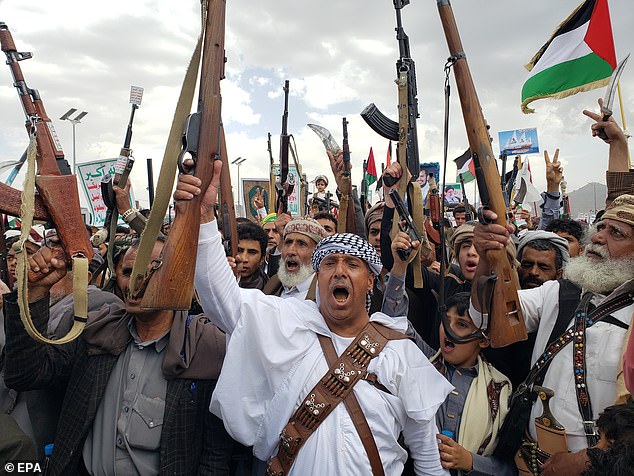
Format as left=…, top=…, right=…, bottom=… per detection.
left=15, top=134, right=89, bottom=345
left=265, top=322, right=408, bottom=476
left=128, top=6, right=205, bottom=298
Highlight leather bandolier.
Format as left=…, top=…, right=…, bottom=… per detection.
left=265, top=321, right=410, bottom=476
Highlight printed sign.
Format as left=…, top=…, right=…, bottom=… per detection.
left=498, top=128, right=539, bottom=155
left=242, top=179, right=270, bottom=223
left=270, top=165, right=304, bottom=217
left=443, top=182, right=463, bottom=208
left=129, top=86, right=144, bottom=106
left=76, top=158, right=134, bottom=226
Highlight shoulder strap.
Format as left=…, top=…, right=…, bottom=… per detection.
left=263, top=275, right=283, bottom=296
left=265, top=322, right=407, bottom=476
left=318, top=333, right=384, bottom=476
left=545, top=279, right=582, bottom=349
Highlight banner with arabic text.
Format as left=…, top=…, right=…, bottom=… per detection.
left=76, top=159, right=134, bottom=227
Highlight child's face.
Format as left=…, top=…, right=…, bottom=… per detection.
left=438, top=306, right=488, bottom=369
left=316, top=179, right=326, bottom=192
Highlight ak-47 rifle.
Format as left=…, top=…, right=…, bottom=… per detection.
left=361, top=0, right=420, bottom=180
left=437, top=0, right=526, bottom=348
left=140, top=0, right=232, bottom=310
left=275, top=80, right=293, bottom=214
left=0, top=22, right=93, bottom=343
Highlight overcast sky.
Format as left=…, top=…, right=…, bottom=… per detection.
left=0, top=0, right=632, bottom=210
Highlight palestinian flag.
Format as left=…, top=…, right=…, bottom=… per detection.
left=365, top=147, right=378, bottom=187
left=386, top=141, right=392, bottom=166
left=521, top=0, right=616, bottom=114
left=454, top=148, right=475, bottom=183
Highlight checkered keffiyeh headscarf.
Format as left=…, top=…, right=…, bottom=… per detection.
left=312, top=233, right=383, bottom=276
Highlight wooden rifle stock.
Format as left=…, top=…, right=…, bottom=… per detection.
left=141, top=0, right=226, bottom=310
left=437, top=0, right=526, bottom=347
left=0, top=23, right=92, bottom=262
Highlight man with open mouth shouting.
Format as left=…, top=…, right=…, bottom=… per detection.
left=176, top=162, right=454, bottom=475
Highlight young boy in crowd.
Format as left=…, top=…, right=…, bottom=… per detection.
left=404, top=289, right=514, bottom=475
left=236, top=221, right=269, bottom=290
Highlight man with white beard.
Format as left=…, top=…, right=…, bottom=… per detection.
left=470, top=194, right=634, bottom=476
left=262, top=218, right=327, bottom=299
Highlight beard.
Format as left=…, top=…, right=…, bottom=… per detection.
left=277, top=257, right=314, bottom=288
left=564, top=243, right=634, bottom=294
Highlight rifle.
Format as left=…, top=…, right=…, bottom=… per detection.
left=267, top=132, right=276, bottom=213
left=338, top=117, right=356, bottom=233
left=360, top=159, right=368, bottom=215
left=389, top=189, right=423, bottom=261
left=275, top=80, right=293, bottom=214
left=436, top=0, right=526, bottom=348
left=101, top=87, right=143, bottom=282
left=140, top=0, right=230, bottom=310
left=1, top=22, right=93, bottom=343
left=424, top=175, right=442, bottom=262
left=561, top=178, right=571, bottom=219
left=458, top=173, right=472, bottom=221
left=361, top=0, right=420, bottom=180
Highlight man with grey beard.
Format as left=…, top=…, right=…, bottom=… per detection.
left=471, top=194, right=634, bottom=476
left=262, top=218, right=327, bottom=299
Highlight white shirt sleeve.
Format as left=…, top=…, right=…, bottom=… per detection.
left=194, top=220, right=243, bottom=334
left=403, top=416, right=449, bottom=475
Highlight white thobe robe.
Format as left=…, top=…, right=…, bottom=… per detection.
left=195, top=220, right=453, bottom=475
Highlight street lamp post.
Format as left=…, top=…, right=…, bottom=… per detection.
left=231, top=157, right=247, bottom=212
left=60, top=108, right=88, bottom=172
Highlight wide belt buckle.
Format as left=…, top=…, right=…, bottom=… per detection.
left=583, top=420, right=598, bottom=438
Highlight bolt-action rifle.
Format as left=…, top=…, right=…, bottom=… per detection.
left=361, top=0, right=420, bottom=181
left=140, top=0, right=233, bottom=310
left=436, top=0, right=526, bottom=348
left=0, top=22, right=93, bottom=343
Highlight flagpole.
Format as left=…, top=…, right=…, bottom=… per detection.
left=617, top=81, right=631, bottom=168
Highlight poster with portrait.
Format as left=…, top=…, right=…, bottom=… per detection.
left=442, top=182, right=463, bottom=208
left=418, top=162, right=440, bottom=206
left=242, top=179, right=270, bottom=223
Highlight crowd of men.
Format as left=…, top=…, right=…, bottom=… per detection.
left=0, top=99, right=633, bottom=476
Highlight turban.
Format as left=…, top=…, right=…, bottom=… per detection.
left=517, top=230, right=570, bottom=268
left=603, top=194, right=634, bottom=227
left=450, top=224, right=474, bottom=259
left=312, top=233, right=382, bottom=276
left=364, top=202, right=385, bottom=231
left=315, top=175, right=328, bottom=186
left=261, top=212, right=277, bottom=225
left=283, top=217, right=327, bottom=244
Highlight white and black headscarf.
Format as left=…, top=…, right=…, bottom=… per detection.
left=312, top=233, right=383, bottom=311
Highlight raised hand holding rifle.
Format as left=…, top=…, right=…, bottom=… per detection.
left=0, top=22, right=93, bottom=344
left=134, top=0, right=234, bottom=310
left=437, top=0, right=525, bottom=347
